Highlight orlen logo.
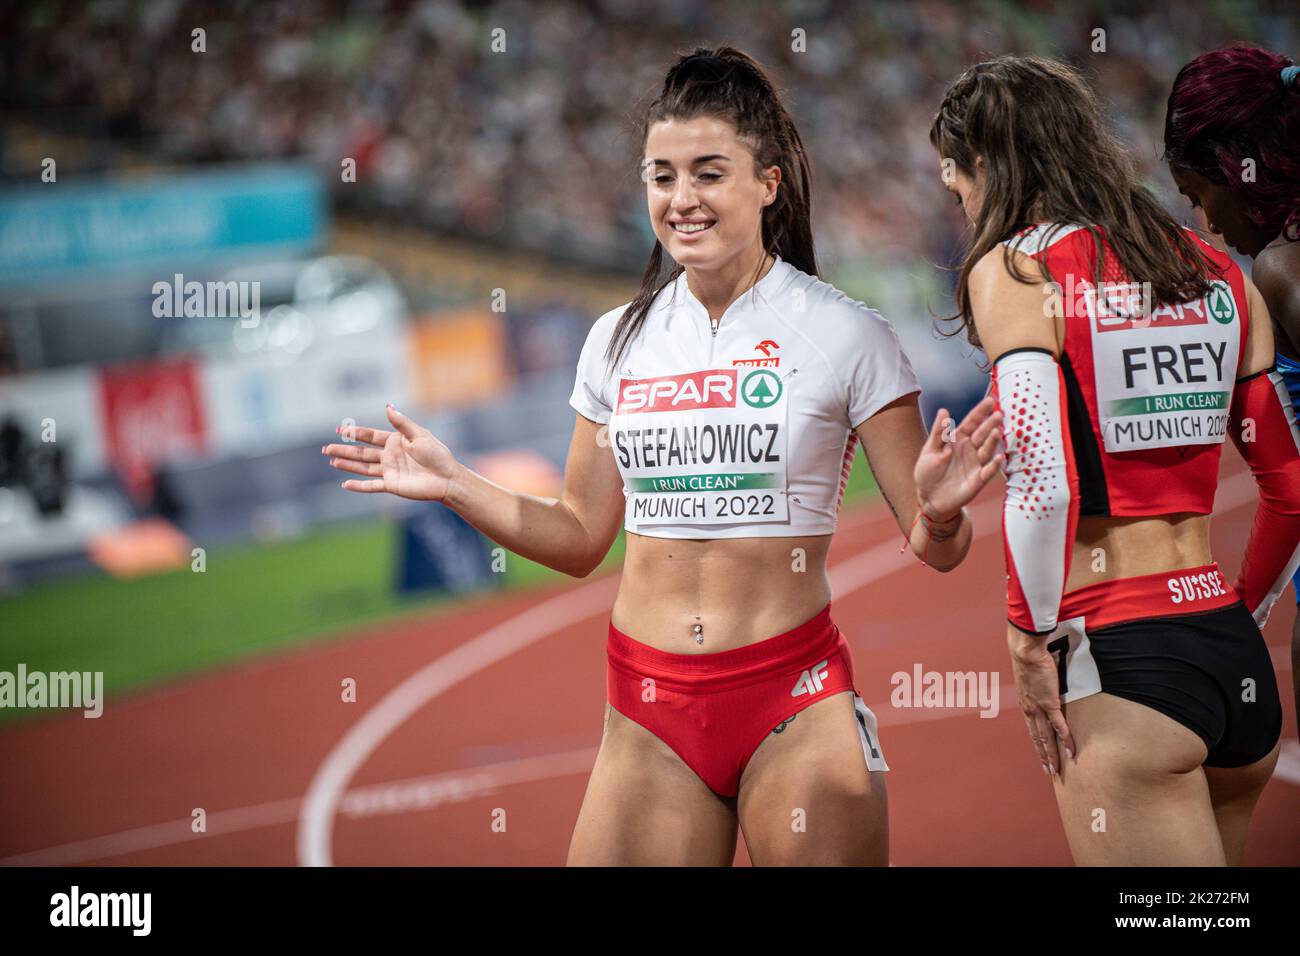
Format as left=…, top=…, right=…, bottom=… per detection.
left=733, top=339, right=781, bottom=368
left=617, top=369, right=738, bottom=413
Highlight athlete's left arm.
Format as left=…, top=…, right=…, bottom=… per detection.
left=968, top=248, right=1080, bottom=642
left=854, top=389, right=1003, bottom=572
left=1229, top=276, right=1300, bottom=627
left=1251, top=246, right=1300, bottom=733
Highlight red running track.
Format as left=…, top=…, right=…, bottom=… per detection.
left=1, top=453, right=1295, bottom=866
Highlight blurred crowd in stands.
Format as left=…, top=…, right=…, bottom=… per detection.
left=6, top=0, right=1294, bottom=274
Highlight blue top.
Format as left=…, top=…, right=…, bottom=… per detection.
left=1274, top=352, right=1300, bottom=411
left=1270, top=354, right=1300, bottom=600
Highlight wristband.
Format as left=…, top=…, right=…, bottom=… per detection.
left=902, top=493, right=964, bottom=566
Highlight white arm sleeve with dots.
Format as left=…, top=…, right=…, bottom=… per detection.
left=993, top=348, right=1078, bottom=634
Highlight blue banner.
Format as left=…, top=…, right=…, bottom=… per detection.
left=0, top=163, right=326, bottom=287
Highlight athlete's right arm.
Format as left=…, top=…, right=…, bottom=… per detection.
left=323, top=406, right=625, bottom=578
left=969, top=247, right=1079, bottom=638
left=969, top=248, right=1078, bottom=774
left=1228, top=277, right=1300, bottom=626
left=443, top=412, right=626, bottom=578
left=1251, top=244, right=1300, bottom=736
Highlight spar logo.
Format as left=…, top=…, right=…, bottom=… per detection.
left=616, top=369, right=738, bottom=413
left=1208, top=281, right=1236, bottom=324
left=1090, top=278, right=1235, bottom=332
left=742, top=369, right=782, bottom=408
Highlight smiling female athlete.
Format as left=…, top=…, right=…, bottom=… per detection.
left=1163, top=43, right=1300, bottom=739
left=931, top=54, right=1300, bottom=865
left=323, top=47, right=1003, bottom=866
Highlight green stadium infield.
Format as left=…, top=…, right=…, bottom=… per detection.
left=0, top=456, right=880, bottom=725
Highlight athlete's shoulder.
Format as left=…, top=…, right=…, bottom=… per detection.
left=968, top=244, right=1059, bottom=360
left=773, top=267, right=920, bottom=424
left=969, top=240, right=1047, bottom=296
left=999, top=221, right=1092, bottom=258
left=592, top=299, right=631, bottom=332
left=581, top=296, right=639, bottom=352
left=588, top=274, right=682, bottom=336
left=771, top=263, right=900, bottom=345
left=1178, top=225, right=1237, bottom=271
left=1250, top=241, right=1300, bottom=326
left=1180, top=224, right=1222, bottom=253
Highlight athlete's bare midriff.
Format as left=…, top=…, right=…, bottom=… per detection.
left=613, top=516, right=1214, bottom=645
left=611, top=531, right=834, bottom=653
left=1067, top=513, right=1213, bottom=592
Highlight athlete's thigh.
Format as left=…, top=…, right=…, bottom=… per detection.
left=567, top=703, right=738, bottom=866
left=737, top=690, right=888, bottom=866
left=1203, top=741, right=1281, bottom=867
left=1052, top=692, right=1222, bottom=865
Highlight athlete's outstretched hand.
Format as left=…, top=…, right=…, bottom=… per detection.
left=913, top=396, right=1003, bottom=519
left=322, top=405, right=458, bottom=502
left=1007, top=624, right=1075, bottom=776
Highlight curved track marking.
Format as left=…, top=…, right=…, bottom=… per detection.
left=296, top=576, right=621, bottom=865
left=8, top=473, right=1259, bottom=867
left=0, top=749, right=600, bottom=866
left=300, top=469, right=1260, bottom=866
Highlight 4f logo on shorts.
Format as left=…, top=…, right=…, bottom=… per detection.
left=791, top=659, right=829, bottom=697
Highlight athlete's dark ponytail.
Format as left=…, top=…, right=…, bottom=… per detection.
left=603, top=46, right=817, bottom=375
left=1164, top=44, right=1300, bottom=243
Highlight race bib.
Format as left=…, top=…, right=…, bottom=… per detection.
left=1086, top=279, right=1239, bottom=453
left=610, top=366, right=789, bottom=527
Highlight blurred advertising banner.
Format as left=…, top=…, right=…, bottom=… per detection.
left=97, top=358, right=208, bottom=504
left=0, top=328, right=410, bottom=484
left=0, top=163, right=326, bottom=289
left=406, top=309, right=512, bottom=409
left=200, top=330, right=409, bottom=452
left=396, top=505, right=498, bottom=597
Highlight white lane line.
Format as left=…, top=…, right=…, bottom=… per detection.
left=295, top=497, right=911, bottom=867
left=872, top=682, right=1020, bottom=727
left=339, top=747, right=600, bottom=818
left=1, top=470, right=1268, bottom=867
left=829, top=497, right=1004, bottom=594
left=0, top=748, right=601, bottom=867
left=0, top=798, right=302, bottom=867
left=15, top=682, right=1290, bottom=866
left=299, top=467, right=1266, bottom=866
left=296, top=577, right=622, bottom=866
left=0, top=498, right=891, bottom=868
left=11, top=471, right=1287, bottom=871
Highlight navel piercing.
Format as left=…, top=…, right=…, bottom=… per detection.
left=693, top=623, right=704, bottom=645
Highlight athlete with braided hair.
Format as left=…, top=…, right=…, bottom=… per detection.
left=932, top=54, right=1296, bottom=865
left=1164, top=43, right=1300, bottom=740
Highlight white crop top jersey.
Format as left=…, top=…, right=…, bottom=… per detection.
left=568, top=255, right=921, bottom=539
